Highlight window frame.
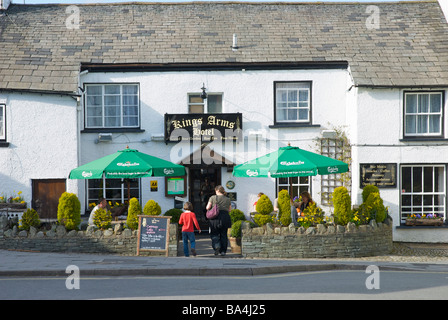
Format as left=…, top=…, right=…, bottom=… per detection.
left=0, top=104, right=5, bottom=141
left=273, top=81, right=312, bottom=126
left=400, top=164, right=446, bottom=223
left=403, top=91, right=444, bottom=139
left=84, top=83, right=140, bottom=130
left=86, top=177, right=141, bottom=212
left=276, top=176, right=311, bottom=201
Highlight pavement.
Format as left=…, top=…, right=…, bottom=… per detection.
left=1, top=235, right=448, bottom=277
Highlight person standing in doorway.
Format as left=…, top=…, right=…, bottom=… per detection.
left=179, top=202, right=201, bottom=257
left=206, top=185, right=232, bottom=256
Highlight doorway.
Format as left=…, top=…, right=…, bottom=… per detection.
left=32, top=179, right=66, bottom=220
left=189, top=167, right=221, bottom=231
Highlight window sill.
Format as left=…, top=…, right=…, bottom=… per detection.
left=396, top=224, right=448, bottom=229
left=269, top=123, right=320, bottom=129
left=400, top=137, right=448, bottom=142
left=81, top=128, right=145, bottom=133
left=0, top=142, right=10, bottom=148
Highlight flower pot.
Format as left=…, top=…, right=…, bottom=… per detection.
left=229, top=237, right=242, bottom=254
left=405, top=218, right=444, bottom=226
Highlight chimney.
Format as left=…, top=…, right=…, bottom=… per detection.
left=1, top=0, right=11, bottom=10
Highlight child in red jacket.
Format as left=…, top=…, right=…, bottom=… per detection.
left=179, top=202, right=201, bottom=257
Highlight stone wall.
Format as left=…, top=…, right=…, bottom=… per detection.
left=0, top=218, right=179, bottom=257
left=241, top=218, right=393, bottom=259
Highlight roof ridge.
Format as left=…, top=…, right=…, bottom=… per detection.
left=9, top=0, right=439, bottom=7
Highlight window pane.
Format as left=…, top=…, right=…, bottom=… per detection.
left=0, top=105, right=4, bottom=139
left=418, top=94, right=429, bottom=113
left=435, top=167, right=444, bottom=192
left=405, top=94, right=417, bottom=113
left=412, top=167, right=422, bottom=192
left=430, top=94, right=441, bottom=113
left=86, top=85, right=102, bottom=95
left=299, top=109, right=309, bottom=120
left=417, top=115, right=428, bottom=133
left=402, top=167, right=411, bottom=193
left=429, top=115, right=440, bottom=134
left=405, top=115, right=416, bottom=134
left=207, top=94, right=222, bottom=113
left=189, top=95, right=203, bottom=104
left=424, top=167, right=433, bottom=192
left=123, top=85, right=138, bottom=95
left=105, top=85, right=120, bottom=95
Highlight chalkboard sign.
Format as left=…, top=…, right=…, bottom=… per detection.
left=137, top=215, right=171, bottom=256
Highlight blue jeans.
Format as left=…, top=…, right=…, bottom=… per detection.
left=182, top=232, right=196, bottom=257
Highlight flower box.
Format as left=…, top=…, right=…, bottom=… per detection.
left=405, top=218, right=444, bottom=226
left=0, top=203, right=27, bottom=210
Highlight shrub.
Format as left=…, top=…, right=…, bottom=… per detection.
left=297, top=202, right=324, bottom=228
left=164, top=208, right=183, bottom=224
left=351, top=203, right=371, bottom=226
left=365, top=192, right=386, bottom=223
left=20, top=208, right=41, bottom=231
left=127, top=197, right=141, bottom=230
left=362, top=184, right=379, bottom=203
left=143, top=199, right=162, bottom=216
left=255, top=195, right=273, bottom=215
left=278, top=189, right=291, bottom=226
left=57, top=192, right=81, bottom=231
left=230, top=220, right=243, bottom=238
left=254, top=213, right=273, bottom=226
left=332, top=186, right=352, bottom=226
left=229, top=209, right=245, bottom=224
left=93, top=208, right=112, bottom=230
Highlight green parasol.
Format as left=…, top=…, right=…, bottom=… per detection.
left=69, top=147, right=185, bottom=201
left=232, top=145, right=349, bottom=199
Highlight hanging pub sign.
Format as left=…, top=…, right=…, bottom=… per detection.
left=164, top=113, right=242, bottom=143
left=360, top=163, right=397, bottom=188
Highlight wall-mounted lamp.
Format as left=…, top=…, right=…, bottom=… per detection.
left=200, top=83, right=207, bottom=100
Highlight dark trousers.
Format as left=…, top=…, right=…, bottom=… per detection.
left=210, top=226, right=229, bottom=253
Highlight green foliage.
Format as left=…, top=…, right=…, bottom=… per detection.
left=332, top=186, right=352, bottom=226
left=366, top=192, right=387, bottom=223
left=229, top=209, right=245, bottom=224
left=127, top=197, right=141, bottom=230
left=164, top=208, right=183, bottom=224
left=255, top=195, right=273, bottom=215
left=230, top=220, right=243, bottom=238
left=351, top=203, right=371, bottom=226
left=278, top=189, right=292, bottom=226
left=362, top=184, right=380, bottom=203
left=254, top=213, right=273, bottom=226
left=93, top=208, right=112, bottom=230
left=297, top=202, right=324, bottom=228
left=57, top=192, right=81, bottom=231
left=20, top=208, right=41, bottom=231
left=143, top=199, right=161, bottom=216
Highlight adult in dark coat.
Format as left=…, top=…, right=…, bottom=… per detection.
left=206, top=185, right=232, bottom=256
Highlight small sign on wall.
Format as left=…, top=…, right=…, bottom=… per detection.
left=360, top=163, right=397, bottom=188
left=150, top=180, right=158, bottom=192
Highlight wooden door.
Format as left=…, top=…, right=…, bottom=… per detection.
left=32, top=179, right=66, bottom=220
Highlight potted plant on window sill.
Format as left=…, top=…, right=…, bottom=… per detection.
left=405, top=214, right=444, bottom=226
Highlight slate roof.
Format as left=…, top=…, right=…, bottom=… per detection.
left=0, top=1, right=447, bottom=94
